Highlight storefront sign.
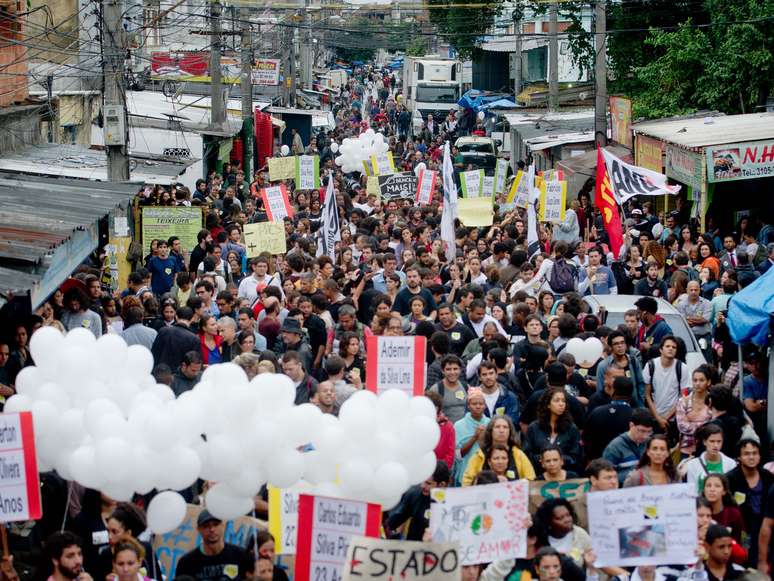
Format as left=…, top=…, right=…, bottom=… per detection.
left=666, top=146, right=704, bottom=190
left=706, top=139, right=774, bottom=183
left=365, top=336, right=426, bottom=396
left=609, top=97, right=633, bottom=148
left=252, top=59, right=280, bottom=86
left=142, top=207, right=202, bottom=256
left=635, top=135, right=664, bottom=173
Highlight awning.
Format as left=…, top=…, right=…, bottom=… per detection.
left=525, top=132, right=594, bottom=151
left=557, top=144, right=633, bottom=177
left=727, top=267, right=774, bottom=346
left=0, top=172, right=136, bottom=308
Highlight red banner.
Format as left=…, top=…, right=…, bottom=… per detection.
left=595, top=148, right=624, bottom=259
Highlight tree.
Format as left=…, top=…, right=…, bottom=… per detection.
left=428, top=0, right=501, bottom=58
left=406, top=37, right=428, bottom=57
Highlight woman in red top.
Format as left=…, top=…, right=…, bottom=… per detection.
left=702, top=473, right=745, bottom=543
left=198, top=314, right=223, bottom=366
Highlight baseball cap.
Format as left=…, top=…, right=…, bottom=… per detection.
left=197, top=510, right=222, bottom=527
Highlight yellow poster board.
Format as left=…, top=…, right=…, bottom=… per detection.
left=538, top=180, right=567, bottom=223
left=458, top=197, right=494, bottom=227
left=244, top=221, right=287, bottom=256
left=268, top=156, right=296, bottom=181
left=366, top=176, right=380, bottom=197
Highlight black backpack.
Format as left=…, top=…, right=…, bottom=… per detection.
left=549, top=258, right=577, bottom=294
left=647, top=358, right=683, bottom=394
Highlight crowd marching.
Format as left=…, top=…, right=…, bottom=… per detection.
left=0, top=63, right=773, bottom=581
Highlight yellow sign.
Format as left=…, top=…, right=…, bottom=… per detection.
left=458, top=197, right=494, bottom=227
left=636, top=134, right=664, bottom=172
left=366, top=176, right=380, bottom=197
left=268, top=156, right=296, bottom=181
left=141, top=207, right=202, bottom=255
left=538, top=180, right=567, bottom=223
left=243, top=222, right=287, bottom=257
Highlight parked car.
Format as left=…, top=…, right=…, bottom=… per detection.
left=583, top=294, right=707, bottom=374
left=454, top=136, right=500, bottom=173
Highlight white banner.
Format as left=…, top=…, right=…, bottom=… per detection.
left=482, top=175, right=495, bottom=198
left=461, top=169, right=484, bottom=198
left=601, top=148, right=681, bottom=203
left=494, top=158, right=509, bottom=194
left=416, top=169, right=437, bottom=205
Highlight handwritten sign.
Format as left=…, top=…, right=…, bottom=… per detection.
left=482, top=175, right=495, bottom=198
left=587, top=483, right=697, bottom=567
left=295, top=495, right=381, bottom=581
left=365, top=336, right=426, bottom=396
left=370, top=152, right=396, bottom=176
left=528, top=478, right=589, bottom=529
left=342, top=537, right=460, bottom=581
left=296, top=155, right=320, bottom=190
left=243, top=222, right=287, bottom=257
left=494, top=158, right=509, bottom=194
left=506, top=167, right=533, bottom=208
left=538, top=180, right=567, bottom=223
left=415, top=169, right=437, bottom=205
left=269, top=482, right=313, bottom=555
left=378, top=172, right=418, bottom=201
left=261, top=184, right=293, bottom=222
left=268, top=156, right=296, bottom=181
left=460, top=169, right=484, bottom=198
left=153, top=504, right=265, bottom=580
left=0, top=412, right=40, bottom=522
left=458, top=198, right=494, bottom=227
left=429, top=480, right=529, bottom=565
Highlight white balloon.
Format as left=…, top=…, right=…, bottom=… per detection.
left=157, top=447, right=201, bottom=491
left=478, top=111, right=485, bottom=120
left=29, top=326, right=64, bottom=363
left=31, top=400, right=59, bottom=438
left=95, top=437, right=134, bottom=481
left=407, top=416, right=441, bottom=452
left=303, top=450, right=337, bottom=485
left=413, top=162, right=427, bottom=177
left=69, top=445, right=103, bottom=489
left=200, top=434, right=243, bottom=481
left=147, top=491, right=187, bottom=534
left=280, top=144, right=290, bottom=156
left=408, top=396, right=437, bottom=420
left=330, top=142, right=339, bottom=153
left=577, top=337, right=604, bottom=368
left=339, top=459, right=373, bottom=495
left=3, top=394, right=32, bottom=413
left=225, top=464, right=266, bottom=497
left=66, top=327, right=97, bottom=349
left=14, top=366, right=43, bottom=398
left=95, top=334, right=129, bottom=368
left=564, top=337, right=585, bottom=360
left=267, top=449, right=305, bottom=488
left=372, top=462, right=409, bottom=500
left=205, top=483, right=253, bottom=520
left=126, top=345, right=154, bottom=379
left=404, top=451, right=437, bottom=485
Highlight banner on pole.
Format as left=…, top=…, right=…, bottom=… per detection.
left=602, top=148, right=680, bottom=204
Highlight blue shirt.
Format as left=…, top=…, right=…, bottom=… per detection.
left=147, top=256, right=180, bottom=295
left=580, top=265, right=617, bottom=295
left=743, top=375, right=767, bottom=401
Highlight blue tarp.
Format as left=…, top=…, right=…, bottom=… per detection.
left=727, top=266, right=774, bottom=346
left=458, top=90, right=513, bottom=112
left=480, top=98, right=519, bottom=110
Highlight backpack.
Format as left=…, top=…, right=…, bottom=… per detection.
left=549, top=258, right=577, bottom=294
left=647, top=358, right=683, bottom=394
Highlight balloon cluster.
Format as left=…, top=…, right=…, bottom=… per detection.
left=564, top=337, right=604, bottom=369
left=7, top=328, right=440, bottom=532
left=334, top=129, right=389, bottom=174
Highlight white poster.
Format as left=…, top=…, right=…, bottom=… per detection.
left=587, top=483, right=697, bottom=567
left=371, top=152, right=396, bottom=176
left=507, top=165, right=534, bottom=208
left=296, top=155, right=318, bottom=190
left=538, top=180, right=567, bottom=223
left=365, top=336, right=426, bottom=396
left=494, top=158, right=509, bottom=194
left=416, top=169, right=436, bottom=205
left=461, top=170, right=484, bottom=198
left=429, top=480, right=529, bottom=565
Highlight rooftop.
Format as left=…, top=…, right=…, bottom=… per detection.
left=633, top=112, right=774, bottom=149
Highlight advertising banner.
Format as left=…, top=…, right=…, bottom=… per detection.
left=706, top=139, right=774, bottom=183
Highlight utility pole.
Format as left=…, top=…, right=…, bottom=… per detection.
left=209, top=0, right=226, bottom=131
left=512, top=5, right=523, bottom=98
left=290, top=29, right=297, bottom=106
left=303, top=0, right=313, bottom=88
left=240, top=8, right=253, bottom=178
left=548, top=2, right=558, bottom=112
left=594, top=0, right=607, bottom=146
left=101, top=0, right=130, bottom=181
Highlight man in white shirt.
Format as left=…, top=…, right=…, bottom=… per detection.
left=643, top=335, right=690, bottom=433
left=237, top=257, right=282, bottom=305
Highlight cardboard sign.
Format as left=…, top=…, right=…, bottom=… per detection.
left=538, top=180, right=567, bottom=223
left=295, top=494, right=381, bottom=581
left=378, top=172, right=418, bottom=201
left=261, top=184, right=294, bottom=222
left=429, top=480, right=529, bottom=565
left=494, top=158, right=509, bottom=194
left=460, top=169, right=484, bottom=198
left=587, top=483, right=697, bottom=567
left=243, top=222, right=287, bottom=257
left=0, top=412, right=41, bottom=522
left=141, top=207, right=202, bottom=255
left=370, top=152, right=396, bottom=176
left=342, top=537, right=460, bottom=581
left=268, top=156, right=296, bottom=181
left=506, top=166, right=534, bottom=208
left=415, top=169, right=437, bottom=205
left=528, top=478, right=589, bottom=529
left=296, top=155, right=320, bottom=190
left=153, top=504, right=265, bottom=580
left=458, top=198, right=494, bottom=227
left=365, top=335, right=426, bottom=396
left=269, top=482, right=313, bottom=555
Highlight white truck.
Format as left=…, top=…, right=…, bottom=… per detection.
left=402, top=56, right=462, bottom=134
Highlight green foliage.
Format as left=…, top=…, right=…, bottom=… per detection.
left=428, top=0, right=501, bottom=58
left=406, top=37, right=428, bottom=57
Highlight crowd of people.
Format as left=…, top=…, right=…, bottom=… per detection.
left=0, top=63, right=772, bottom=581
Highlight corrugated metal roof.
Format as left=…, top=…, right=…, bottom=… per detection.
left=633, top=112, right=774, bottom=148
left=0, top=172, right=136, bottom=264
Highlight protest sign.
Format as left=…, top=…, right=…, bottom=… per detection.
left=706, top=139, right=774, bottom=183
left=269, top=482, right=313, bottom=555
left=153, top=504, right=266, bottom=579
left=538, top=180, right=567, bottom=223
left=268, top=156, right=296, bottom=181
left=370, top=151, right=396, bottom=176
left=482, top=175, right=495, bottom=198
left=342, top=537, right=460, bottom=581
left=296, top=155, right=320, bottom=190
left=0, top=412, right=41, bottom=522
left=261, top=184, right=294, bottom=222
left=365, top=335, right=426, bottom=396
left=378, top=172, right=418, bottom=201
left=142, top=207, right=202, bottom=255
left=528, top=479, right=589, bottom=529
left=458, top=197, right=494, bottom=227
left=460, top=169, right=484, bottom=198
left=295, top=494, right=381, bottom=581
left=244, top=222, right=287, bottom=257
left=587, top=483, right=697, bottom=567
left=415, top=169, right=437, bottom=205
left=539, top=169, right=564, bottom=182
left=506, top=166, right=533, bottom=208
left=429, top=480, right=529, bottom=565
left=494, top=158, right=509, bottom=194
left=366, top=176, right=380, bottom=197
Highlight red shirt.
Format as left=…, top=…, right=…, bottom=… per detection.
left=434, top=416, right=456, bottom=470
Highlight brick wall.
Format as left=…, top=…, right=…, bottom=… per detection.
left=0, top=0, right=29, bottom=107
